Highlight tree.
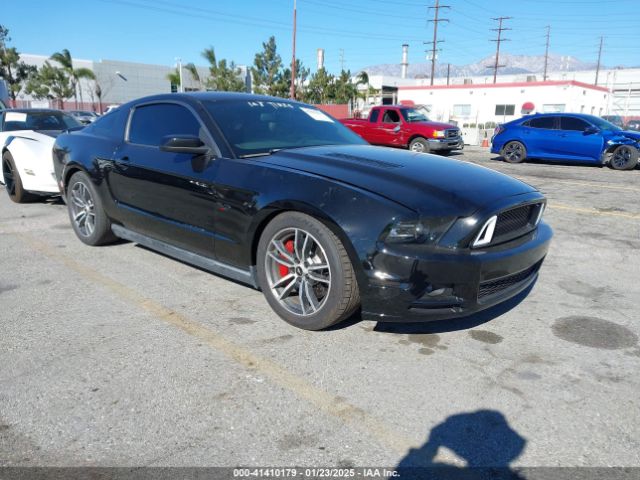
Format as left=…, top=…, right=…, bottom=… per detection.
left=334, top=70, right=357, bottom=104
left=0, top=25, right=37, bottom=106
left=303, top=68, right=335, bottom=104
left=273, top=59, right=310, bottom=99
left=25, top=61, right=74, bottom=108
left=166, top=67, right=180, bottom=91
left=251, top=36, right=282, bottom=96
left=201, top=47, right=245, bottom=92
left=355, top=71, right=372, bottom=107
left=184, top=63, right=201, bottom=90
left=50, top=48, right=95, bottom=109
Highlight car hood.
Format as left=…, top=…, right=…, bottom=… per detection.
left=621, top=130, right=640, bottom=141
left=260, top=145, right=537, bottom=216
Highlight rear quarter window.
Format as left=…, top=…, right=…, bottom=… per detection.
left=83, top=108, right=128, bottom=140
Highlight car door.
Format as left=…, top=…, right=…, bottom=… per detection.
left=106, top=101, right=223, bottom=257
left=520, top=116, right=558, bottom=158
left=375, top=108, right=403, bottom=146
left=555, top=116, right=604, bottom=162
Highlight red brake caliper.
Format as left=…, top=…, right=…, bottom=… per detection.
left=279, top=239, right=295, bottom=278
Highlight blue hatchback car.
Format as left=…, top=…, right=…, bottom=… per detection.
left=491, top=113, right=640, bottom=170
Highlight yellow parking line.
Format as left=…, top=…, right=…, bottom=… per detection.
left=548, top=203, right=640, bottom=220
left=16, top=232, right=419, bottom=456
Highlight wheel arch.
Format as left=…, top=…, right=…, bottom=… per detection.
left=61, top=163, right=91, bottom=196
left=249, top=201, right=367, bottom=291
left=407, top=134, right=428, bottom=147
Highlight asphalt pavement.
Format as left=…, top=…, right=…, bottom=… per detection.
left=1, top=147, right=639, bottom=469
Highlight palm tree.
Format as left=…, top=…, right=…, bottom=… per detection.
left=166, top=68, right=181, bottom=91
left=356, top=71, right=371, bottom=111
left=50, top=49, right=95, bottom=109
left=184, top=63, right=201, bottom=90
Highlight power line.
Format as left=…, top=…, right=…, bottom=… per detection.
left=424, top=0, right=449, bottom=85
left=487, top=16, right=512, bottom=84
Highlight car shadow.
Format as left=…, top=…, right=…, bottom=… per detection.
left=395, top=409, right=527, bottom=479
left=488, top=155, right=606, bottom=169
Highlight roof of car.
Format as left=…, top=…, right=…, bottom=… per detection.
left=121, top=92, right=304, bottom=107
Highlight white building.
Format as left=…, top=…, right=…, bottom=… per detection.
left=397, top=80, right=610, bottom=125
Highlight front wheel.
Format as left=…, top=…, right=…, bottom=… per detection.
left=256, top=212, right=360, bottom=330
left=501, top=141, right=527, bottom=163
left=67, top=171, right=116, bottom=246
left=2, top=152, right=37, bottom=203
left=609, top=145, right=638, bottom=170
left=409, top=137, right=430, bottom=153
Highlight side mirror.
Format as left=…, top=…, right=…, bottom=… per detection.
left=160, top=135, right=210, bottom=155
left=584, top=126, right=599, bottom=135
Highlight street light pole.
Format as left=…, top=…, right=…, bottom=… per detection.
left=177, top=57, right=184, bottom=93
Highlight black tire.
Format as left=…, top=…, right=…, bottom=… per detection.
left=66, top=171, right=116, bottom=246
left=409, top=137, right=430, bottom=153
left=609, top=145, right=638, bottom=171
left=501, top=141, right=527, bottom=164
left=2, top=151, right=37, bottom=203
left=256, top=212, right=360, bottom=330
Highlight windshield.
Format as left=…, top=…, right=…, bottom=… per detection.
left=400, top=108, right=430, bottom=123
left=586, top=115, right=622, bottom=131
left=203, top=100, right=366, bottom=157
left=3, top=111, right=82, bottom=131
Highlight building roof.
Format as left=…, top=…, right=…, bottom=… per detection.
left=398, top=80, right=609, bottom=93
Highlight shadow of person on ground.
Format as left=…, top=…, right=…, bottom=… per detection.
left=396, top=410, right=527, bottom=480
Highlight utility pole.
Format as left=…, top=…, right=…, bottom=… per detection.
left=595, top=36, right=603, bottom=86
left=339, top=49, right=345, bottom=72
left=487, top=16, right=512, bottom=84
left=176, top=57, right=184, bottom=92
left=446, top=63, right=450, bottom=85
left=424, top=0, right=449, bottom=86
left=290, top=0, right=297, bottom=99
left=543, top=25, right=550, bottom=81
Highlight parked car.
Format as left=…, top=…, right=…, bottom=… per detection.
left=69, top=110, right=99, bottom=125
left=1, top=109, right=83, bottom=202
left=340, top=105, right=463, bottom=154
left=625, top=119, right=640, bottom=132
left=601, top=115, right=624, bottom=128
left=53, top=93, right=551, bottom=330
left=491, top=113, right=640, bottom=170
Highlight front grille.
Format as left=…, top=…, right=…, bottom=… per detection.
left=478, top=261, right=542, bottom=301
left=446, top=129, right=459, bottom=138
left=494, top=205, right=534, bottom=238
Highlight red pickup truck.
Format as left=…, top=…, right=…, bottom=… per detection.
left=341, top=105, right=463, bottom=154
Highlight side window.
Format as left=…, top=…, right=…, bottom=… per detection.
left=382, top=109, right=400, bottom=124
left=369, top=109, right=379, bottom=123
left=128, top=103, right=202, bottom=147
left=84, top=108, right=127, bottom=139
left=560, top=117, right=590, bottom=131
left=528, top=117, right=556, bottom=129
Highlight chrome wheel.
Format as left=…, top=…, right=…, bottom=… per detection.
left=503, top=142, right=524, bottom=162
left=264, top=227, right=332, bottom=316
left=611, top=146, right=634, bottom=169
left=69, top=181, right=96, bottom=237
left=410, top=141, right=426, bottom=152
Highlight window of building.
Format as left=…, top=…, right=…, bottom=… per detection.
left=560, top=116, right=590, bottom=131
left=495, top=104, right=515, bottom=116
left=129, top=103, right=202, bottom=147
left=542, top=104, right=566, bottom=113
left=527, top=116, right=557, bottom=129
left=452, top=104, right=471, bottom=116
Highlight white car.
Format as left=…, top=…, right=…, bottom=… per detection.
left=1, top=109, right=82, bottom=203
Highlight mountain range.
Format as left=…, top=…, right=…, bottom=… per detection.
left=361, top=53, right=602, bottom=78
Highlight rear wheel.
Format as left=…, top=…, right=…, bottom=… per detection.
left=257, top=212, right=360, bottom=330
left=609, top=145, right=638, bottom=170
left=409, top=137, right=430, bottom=153
left=67, top=171, right=116, bottom=245
left=501, top=141, right=527, bottom=163
left=2, top=152, right=37, bottom=203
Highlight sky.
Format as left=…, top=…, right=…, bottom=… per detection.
left=4, top=0, right=640, bottom=73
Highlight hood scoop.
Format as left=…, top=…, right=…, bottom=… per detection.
left=326, top=152, right=403, bottom=169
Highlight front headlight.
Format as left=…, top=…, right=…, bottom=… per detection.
left=384, top=217, right=456, bottom=244
left=433, top=130, right=445, bottom=138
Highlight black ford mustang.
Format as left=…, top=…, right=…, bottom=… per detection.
left=52, top=93, right=552, bottom=330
